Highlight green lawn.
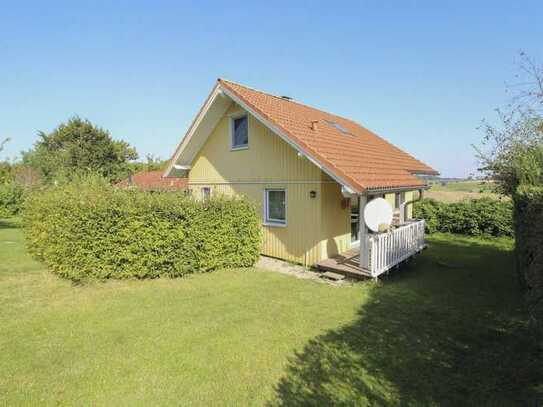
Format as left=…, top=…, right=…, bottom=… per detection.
left=1, top=218, right=541, bottom=406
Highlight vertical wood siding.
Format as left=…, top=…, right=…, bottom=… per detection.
left=190, top=104, right=323, bottom=183
left=188, top=102, right=417, bottom=265
left=191, top=183, right=325, bottom=265
left=320, top=182, right=351, bottom=259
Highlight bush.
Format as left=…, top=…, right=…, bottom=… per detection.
left=23, top=179, right=261, bottom=281
left=0, top=182, right=27, bottom=218
left=413, top=197, right=513, bottom=237
left=514, top=185, right=543, bottom=346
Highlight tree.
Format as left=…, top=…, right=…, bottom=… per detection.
left=22, top=117, right=138, bottom=182
left=127, top=154, right=168, bottom=174
left=476, top=53, right=543, bottom=195
left=0, top=138, right=13, bottom=184
left=0, top=137, right=10, bottom=153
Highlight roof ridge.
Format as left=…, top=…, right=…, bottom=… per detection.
left=218, top=79, right=431, bottom=171
left=214, top=78, right=438, bottom=190
left=217, top=78, right=348, bottom=122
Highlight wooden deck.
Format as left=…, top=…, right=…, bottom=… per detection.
left=315, top=248, right=372, bottom=279
left=316, top=221, right=427, bottom=280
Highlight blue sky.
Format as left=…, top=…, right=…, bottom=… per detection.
left=1, top=1, right=542, bottom=177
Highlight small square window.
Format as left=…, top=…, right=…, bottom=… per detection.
left=231, top=115, right=248, bottom=149
left=202, top=187, right=211, bottom=200
left=265, top=189, right=286, bottom=226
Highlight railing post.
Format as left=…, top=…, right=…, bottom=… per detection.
left=363, top=218, right=426, bottom=278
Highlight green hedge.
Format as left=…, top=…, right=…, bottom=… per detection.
left=514, top=185, right=543, bottom=345
left=23, top=180, right=261, bottom=281
left=413, top=197, right=513, bottom=237
left=0, top=182, right=27, bottom=218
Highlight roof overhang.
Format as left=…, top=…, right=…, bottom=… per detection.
left=219, top=85, right=361, bottom=192
left=164, top=83, right=232, bottom=177
left=165, top=81, right=360, bottom=193
left=165, top=80, right=439, bottom=193
left=365, top=184, right=430, bottom=195
left=408, top=169, right=440, bottom=176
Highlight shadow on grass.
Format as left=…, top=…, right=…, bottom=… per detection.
left=0, top=218, right=21, bottom=229
left=270, top=236, right=543, bottom=406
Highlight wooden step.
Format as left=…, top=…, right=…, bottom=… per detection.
left=316, top=261, right=372, bottom=280
left=321, top=271, right=346, bottom=281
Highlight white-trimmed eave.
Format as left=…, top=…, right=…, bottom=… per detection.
left=166, top=80, right=439, bottom=196
left=218, top=85, right=360, bottom=194
left=365, top=184, right=430, bottom=195
left=164, top=83, right=228, bottom=177
left=164, top=81, right=359, bottom=193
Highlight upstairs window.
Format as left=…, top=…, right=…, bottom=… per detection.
left=231, top=115, right=248, bottom=149
left=264, top=189, right=286, bottom=226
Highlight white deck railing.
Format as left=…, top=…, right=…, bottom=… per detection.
left=364, top=219, right=426, bottom=277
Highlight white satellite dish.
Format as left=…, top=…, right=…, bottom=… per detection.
left=364, top=198, right=393, bottom=233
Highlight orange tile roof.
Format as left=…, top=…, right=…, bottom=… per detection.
left=219, top=79, right=438, bottom=192
left=117, top=170, right=187, bottom=191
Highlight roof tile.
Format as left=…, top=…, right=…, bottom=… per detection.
left=219, top=79, right=438, bottom=191
left=117, top=171, right=187, bottom=191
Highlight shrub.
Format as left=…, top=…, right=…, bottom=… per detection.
left=514, top=185, right=543, bottom=346
left=23, top=179, right=261, bottom=281
left=0, top=182, right=27, bottom=218
left=413, top=197, right=513, bottom=237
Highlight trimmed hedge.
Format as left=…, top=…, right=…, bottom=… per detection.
left=0, top=182, right=27, bottom=218
left=23, top=180, right=261, bottom=281
left=514, top=185, right=543, bottom=345
left=413, top=197, right=513, bottom=237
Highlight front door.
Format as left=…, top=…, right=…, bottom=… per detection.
left=350, top=196, right=359, bottom=245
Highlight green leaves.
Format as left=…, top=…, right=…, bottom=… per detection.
left=514, top=185, right=543, bottom=347
left=414, top=198, right=513, bottom=237
left=22, top=117, right=138, bottom=183
left=22, top=179, right=261, bottom=281
left=0, top=182, right=27, bottom=217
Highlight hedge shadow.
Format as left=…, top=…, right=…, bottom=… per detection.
left=269, top=237, right=543, bottom=406
left=0, top=218, right=20, bottom=229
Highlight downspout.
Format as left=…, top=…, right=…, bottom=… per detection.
left=401, top=189, right=424, bottom=222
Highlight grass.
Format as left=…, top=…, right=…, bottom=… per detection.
left=1, top=218, right=542, bottom=406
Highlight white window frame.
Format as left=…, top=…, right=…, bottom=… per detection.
left=230, top=114, right=249, bottom=151
left=201, top=187, right=211, bottom=200
left=263, top=188, right=287, bottom=227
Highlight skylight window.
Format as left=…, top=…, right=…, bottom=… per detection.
left=325, top=120, right=351, bottom=135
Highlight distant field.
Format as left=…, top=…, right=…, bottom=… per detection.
left=425, top=180, right=505, bottom=203
left=428, top=180, right=495, bottom=193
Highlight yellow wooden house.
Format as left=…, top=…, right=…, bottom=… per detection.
left=165, top=79, right=438, bottom=278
